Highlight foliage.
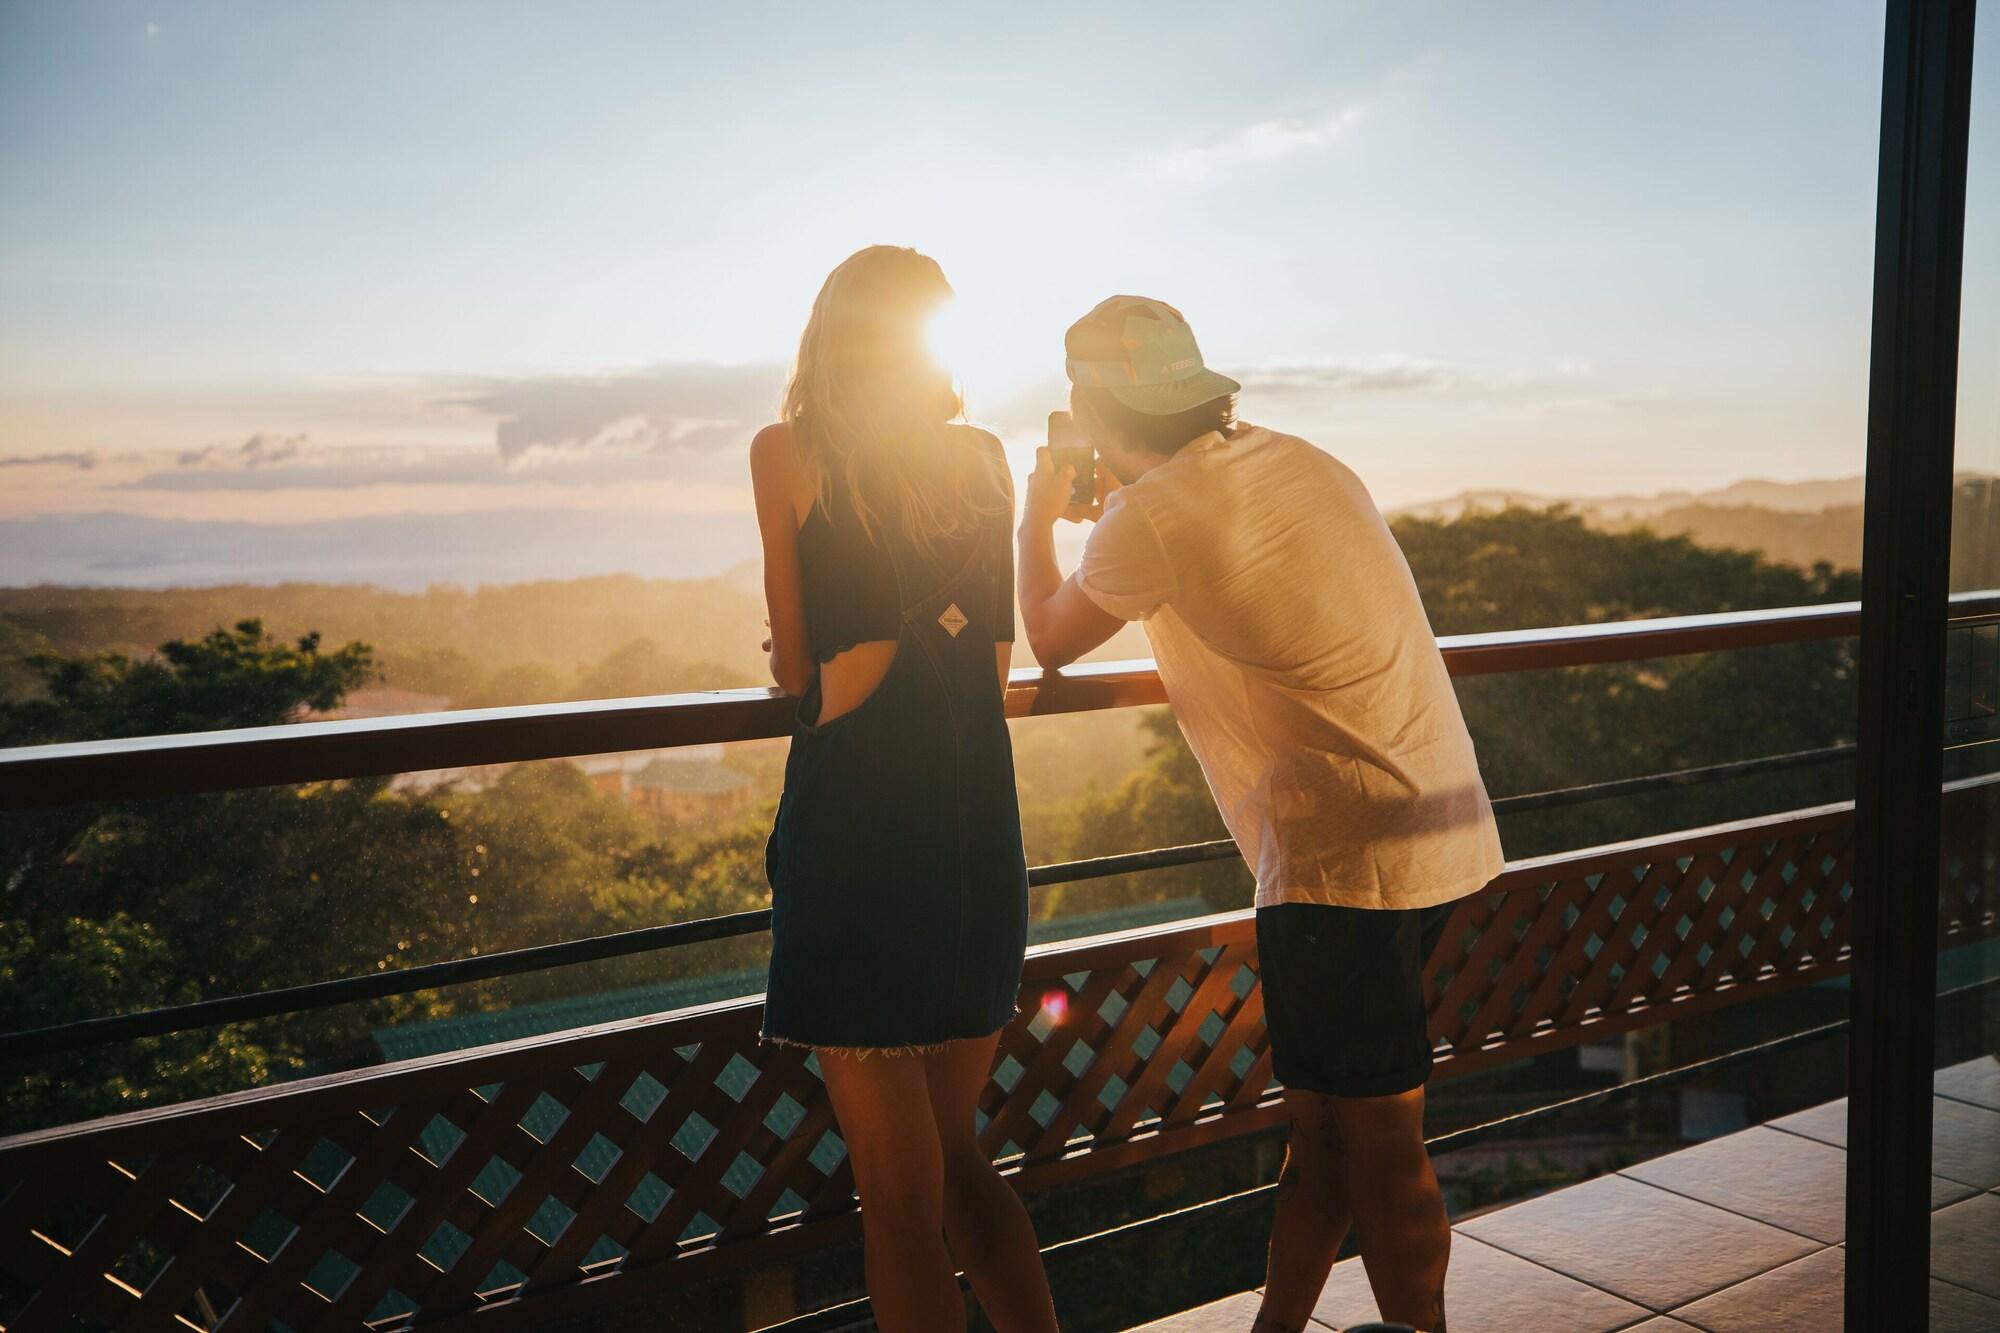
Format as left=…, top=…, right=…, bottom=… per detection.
left=1047, top=507, right=1862, bottom=907
left=0, top=575, right=764, bottom=706
left=0, top=915, right=277, bottom=1135
left=0, top=506, right=1872, bottom=1133
left=0, top=618, right=375, bottom=746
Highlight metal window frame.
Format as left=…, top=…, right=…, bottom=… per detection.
left=1849, top=0, right=1980, bottom=1324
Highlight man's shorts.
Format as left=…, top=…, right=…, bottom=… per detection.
left=1254, top=899, right=1455, bottom=1099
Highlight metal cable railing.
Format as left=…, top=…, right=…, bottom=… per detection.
left=7, top=595, right=1987, bottom=1064
left=0, top=742, right=1859, bottom=1061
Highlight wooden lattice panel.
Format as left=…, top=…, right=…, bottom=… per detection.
left=3, top=794, right=1996, bottom=1332
left=1425, top=804, right=1861, bottom=1075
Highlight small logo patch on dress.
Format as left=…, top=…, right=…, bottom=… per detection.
left=938, top=602, right=969, bottom=637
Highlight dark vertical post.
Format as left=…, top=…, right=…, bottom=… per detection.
left=1849, top=0, right=1978, bottom=1325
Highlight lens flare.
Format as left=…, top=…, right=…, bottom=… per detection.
left=1040, top=989, right=1070, bottom=1022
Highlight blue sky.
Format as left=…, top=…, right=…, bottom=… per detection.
left=0, top=0, right=1992, bottom=557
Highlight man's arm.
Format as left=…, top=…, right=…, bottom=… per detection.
left=1018, top=448, right=1124, bottom=671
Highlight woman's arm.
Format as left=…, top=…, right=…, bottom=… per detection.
left=980, top=429, right=1018, bottom=695
left=749, top=424, right=816, bottom=697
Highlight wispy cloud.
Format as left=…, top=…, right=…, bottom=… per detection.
left=1237, top=355, right=1596, bottom=398
left=449, top=363, right=783, bottom=469
left=1238, top=358, right=1453, bottom=396
left=0, top=450, right=96, bottom=470
left=178, top=432, right=311, bottom=470
left=1154, top=105, right=1366, bottom=184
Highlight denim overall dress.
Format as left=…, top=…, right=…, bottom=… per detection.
left=761, top=521, right=1029, bottom=1051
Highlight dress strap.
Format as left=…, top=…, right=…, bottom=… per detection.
left=885, top=529, right=987, bottom=622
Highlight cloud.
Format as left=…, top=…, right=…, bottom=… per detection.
left=178, top=432, right=312, bottom=470
left=1238, top=359, right=1456, bottom=396
left=121, top=444, right=494, bottom=493
left=1236, top=356, right=1598, bottom=399
left=88, top=362, right=786, bottom=500
left=1155, top=105, right=1366, bottom=183
left=450, top=363, right=785, bottom=468
left=0, top=450, right=96, bottom=470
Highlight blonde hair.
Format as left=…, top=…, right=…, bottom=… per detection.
left=782, top=245, right=1004, bottom=553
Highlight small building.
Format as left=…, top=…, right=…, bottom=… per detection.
left=628, top=755, right=757, bottom=823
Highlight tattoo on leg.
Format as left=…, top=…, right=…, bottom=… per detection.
left=1430, top=1285, right=1447, bottom=1333
left=1316, top=1108, right=1343, bottom=1157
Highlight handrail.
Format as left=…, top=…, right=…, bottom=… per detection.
left=9, top=594, right=1966, bottom=812
left=2, top=592, right=1988, bottom=1062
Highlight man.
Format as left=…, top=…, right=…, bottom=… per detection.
left=1017, top=296, right=1504, bottom=1333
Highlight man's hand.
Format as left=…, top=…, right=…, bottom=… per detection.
left=1023, top=447, right=1104, bottom=530
left=1017, top=449, right=1125, bottom=672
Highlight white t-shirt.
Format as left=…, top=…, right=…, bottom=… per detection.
left=1075, top=424, right=1505, bottom=911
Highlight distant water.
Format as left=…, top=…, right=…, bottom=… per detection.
left=0, top=509, right=765, bottom=591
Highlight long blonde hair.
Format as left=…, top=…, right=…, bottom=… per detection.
left=782, top=245, right=1004, bottom=553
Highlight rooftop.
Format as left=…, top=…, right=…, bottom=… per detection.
left=631, top=755, right=755, bottom=794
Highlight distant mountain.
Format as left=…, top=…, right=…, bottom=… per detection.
left=1596, top=503, right=1864, bottom=573
left=1397, top=473, right=2000, bottom=591
left=1394, top=475, right=1868, bottom=523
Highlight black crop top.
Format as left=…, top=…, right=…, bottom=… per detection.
left=796, top=438, right=1016, bottom=663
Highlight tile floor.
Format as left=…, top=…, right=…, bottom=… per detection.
left=1131, top=1056, right=2000, bottom=1332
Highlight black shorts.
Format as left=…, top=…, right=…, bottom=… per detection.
left=1255, top=899, right=1455, bottom=1099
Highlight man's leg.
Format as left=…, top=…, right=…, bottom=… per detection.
left=1252, top=899, right=1457, bottom=1331
left=1334, top=1085, right=1449, bottom=1332
left=1254, top=1093, right=1354, bottom=1332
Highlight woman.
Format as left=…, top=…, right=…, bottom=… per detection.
left=749, top=245, right=1056, bottom=1333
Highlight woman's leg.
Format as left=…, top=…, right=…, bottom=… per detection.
left=817, top=1048, right=965, bottom=1333
left=924, top=1032, right=1061, bottom=1333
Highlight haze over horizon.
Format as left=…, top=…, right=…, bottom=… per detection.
left=0, top=471, right=1882, bottom=592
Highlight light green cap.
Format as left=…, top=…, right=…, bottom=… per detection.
left=1064, top=295, right=1241, bottom=415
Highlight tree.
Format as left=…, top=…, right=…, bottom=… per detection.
left=0, top=510, right=1875, bottom=1135
left=0, top=915, right=275, bottom=1134
left=1, top=620, right=378, bottom=937
left=1043, top=508, right=1865, bottom=910
left=0, top=618, right=374, bottom=746
left=571, top=638, right=751, bottom=700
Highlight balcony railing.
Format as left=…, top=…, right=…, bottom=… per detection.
left=1, top=596, right=1996, bottom=1332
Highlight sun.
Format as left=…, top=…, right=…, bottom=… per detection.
left=925, top=294, right=1046, bottom=401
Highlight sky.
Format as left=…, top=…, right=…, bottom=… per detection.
left=1, top=1, right=1995, bottom=586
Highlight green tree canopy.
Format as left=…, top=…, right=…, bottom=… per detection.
left=0, top=618, right=374, bottom=746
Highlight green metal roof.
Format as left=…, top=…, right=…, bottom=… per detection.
left=371, top=896, right=1212, bottom=1064
left=366, top=895, right=1213, bottom=1266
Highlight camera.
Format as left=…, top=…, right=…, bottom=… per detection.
left=1047, top=410, right=1097, bottom=506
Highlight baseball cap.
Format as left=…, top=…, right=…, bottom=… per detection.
left=1064, top=295, right=1241, bottom=415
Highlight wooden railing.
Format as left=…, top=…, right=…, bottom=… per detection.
left=1, top=597, right=1915, bottom=812
left=2, top=782, right=1994, bottom=1333
left=3, top=597, right=1997, bottom=1331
